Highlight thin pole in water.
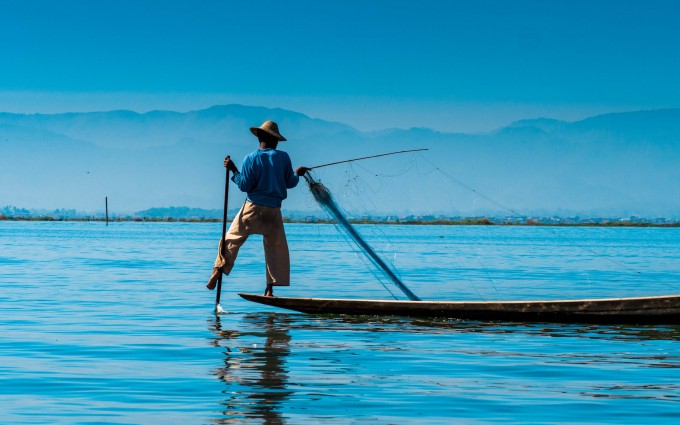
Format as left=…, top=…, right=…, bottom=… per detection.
left=309, top=148, right=428, bottom=170
left=215, top=157, right=230, bottom=314
left=105, top=196, right=109, bottom=226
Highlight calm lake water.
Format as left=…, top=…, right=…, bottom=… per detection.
left=1, top=221, right=680, bottom=424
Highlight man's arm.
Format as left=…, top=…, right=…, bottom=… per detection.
left=283, top=153, right=310, bottom=189
left=225, top=156, right=253, bottom=192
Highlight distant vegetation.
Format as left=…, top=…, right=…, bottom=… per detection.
left=1, top=207, right=678, bottom=227
left=134, top=206, right=223, bottom=220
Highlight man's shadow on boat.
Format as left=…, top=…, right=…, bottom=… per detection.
left=210, top=312, right=293, bottom=425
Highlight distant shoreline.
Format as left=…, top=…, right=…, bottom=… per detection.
left=1, top=216, right=679, bottom=227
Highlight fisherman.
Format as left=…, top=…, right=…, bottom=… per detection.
left=206, top=120, right=308, bottom=297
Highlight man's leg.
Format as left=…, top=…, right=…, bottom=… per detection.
left=207, top=205, right=251, bottom=290
left=262, top=208, right=290, bottom=296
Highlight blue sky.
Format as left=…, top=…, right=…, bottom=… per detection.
left=1, top=0, right=679, bottom=131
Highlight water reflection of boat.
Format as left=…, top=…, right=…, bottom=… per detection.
left=211, top=313, right=292, bottom=424
left=321, top=314, right=680, bottom=342
left=239, top=293, right=680, bottom=325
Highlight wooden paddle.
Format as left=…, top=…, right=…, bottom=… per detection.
left=214, top=156, right=230, bottom=313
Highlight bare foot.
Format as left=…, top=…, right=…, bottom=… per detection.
left=206, top=267, right=221, bottom=290
left=263, top=284, right=274, bottom=297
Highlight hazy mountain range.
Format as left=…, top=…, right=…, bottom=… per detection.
left=1, top=105, right=679, bottom=218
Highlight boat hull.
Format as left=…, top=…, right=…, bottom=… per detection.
left=238, top=293, right=680, bottom=324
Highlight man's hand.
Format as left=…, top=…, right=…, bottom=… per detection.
left=295, top=166, right=310, bottom=177
left=224, top=156, right=238, bottom=173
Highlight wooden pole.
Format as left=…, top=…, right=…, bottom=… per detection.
left=215, top=157, right=230, bottom=309
left=105, top=196, right=109, bottom=226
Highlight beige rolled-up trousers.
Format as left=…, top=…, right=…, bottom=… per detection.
left=213, top=201, right=290, bottom=286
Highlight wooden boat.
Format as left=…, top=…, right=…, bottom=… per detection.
left=239, top=293, right=680, bottom=324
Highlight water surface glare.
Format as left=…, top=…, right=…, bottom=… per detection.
left=1, top=221, right=679, bottom=423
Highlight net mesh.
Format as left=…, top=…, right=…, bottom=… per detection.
left=304, top=173, right=420, bottom=301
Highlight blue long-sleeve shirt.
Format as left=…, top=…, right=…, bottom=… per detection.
left=231, top=148, right=299, bottom=208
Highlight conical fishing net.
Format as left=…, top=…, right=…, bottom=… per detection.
left=304, top=174, right=420, bottom=301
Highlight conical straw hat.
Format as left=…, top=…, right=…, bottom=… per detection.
left=250, top=120, right=287, bottom=141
